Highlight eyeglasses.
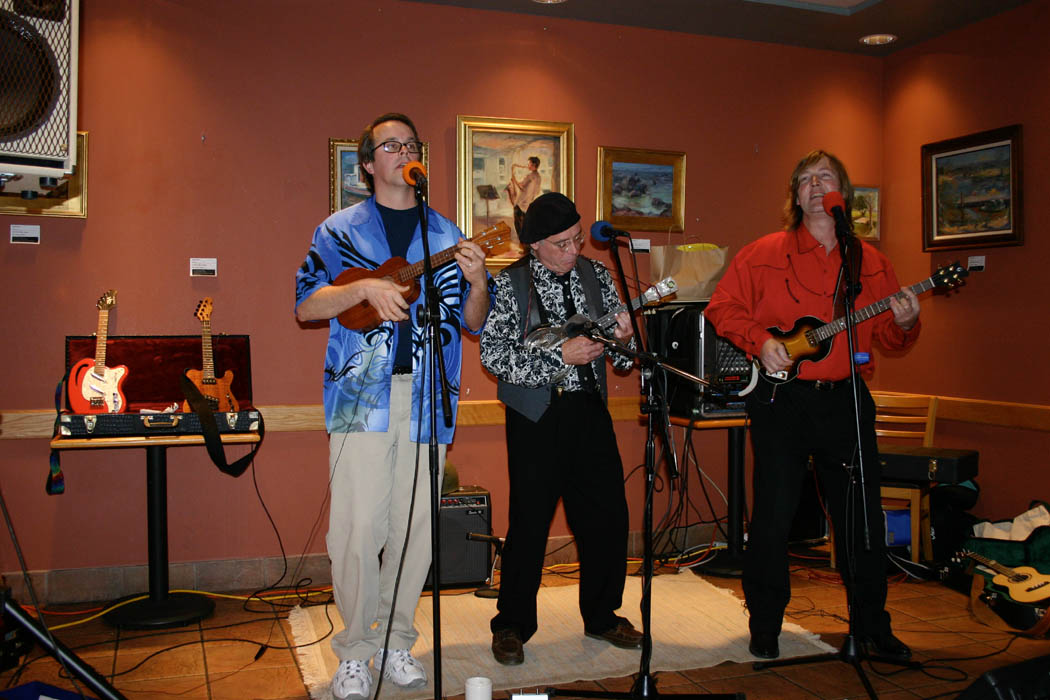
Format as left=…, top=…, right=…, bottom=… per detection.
left=542, top=232, right=585, bottom=252
left=373, top=140, right=422, bottom=155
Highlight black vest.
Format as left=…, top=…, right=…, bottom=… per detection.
left=496, top=256, right=608, bottom=422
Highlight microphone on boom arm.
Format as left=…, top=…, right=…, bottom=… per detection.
left=590, top=220, right=631, bottom=242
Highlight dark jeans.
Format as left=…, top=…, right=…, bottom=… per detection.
left=744, top=378, right=891, bottom=638
left=491, top=391, right=630, bottom=643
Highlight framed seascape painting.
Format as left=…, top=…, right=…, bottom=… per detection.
left=456, top=115, right=574, bottom=267
left=596, top=146, right=685, bottom=233
left=329, top=137, right=429, bottom=214
left=851, top=186, right=880, bottom=240
left=921, top=124, right=1022, bottom=251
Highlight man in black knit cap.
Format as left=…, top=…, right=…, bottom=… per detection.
left=480, top=192, right=642, bottom=665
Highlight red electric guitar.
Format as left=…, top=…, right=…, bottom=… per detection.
left=333, top=222, right=512, bottom=331
left=69, top=290, right=128, bottom=414
left=182, top=297, right=239, bottom=413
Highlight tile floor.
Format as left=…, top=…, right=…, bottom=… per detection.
left=3, top=559, right=1048, bottom=699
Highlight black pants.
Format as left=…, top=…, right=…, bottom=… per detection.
left=744, top=378, right=891, bottom=638
left=491, top=391, right=630, bottom=643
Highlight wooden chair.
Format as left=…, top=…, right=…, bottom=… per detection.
left=829, top=392, right=937, bottom=566
left=872, top=392, right=938, bottom=563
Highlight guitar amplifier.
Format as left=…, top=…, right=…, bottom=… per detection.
left=878, top=445, right=979, bottom=484
left=644, top=302, right=750, bottom=420
left=59, top=335, right=256, bottom=438
left=425, top=486, right=491, bottom=589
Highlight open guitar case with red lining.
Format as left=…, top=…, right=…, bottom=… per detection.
left=50, top=335, right=263, bottom=491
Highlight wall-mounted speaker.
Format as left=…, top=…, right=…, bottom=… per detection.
left=0, top=0, right=79, bottom=177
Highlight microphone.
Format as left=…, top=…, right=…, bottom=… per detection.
left=821, top=190, right=852, bottom=236
left=590, top=220, right=630, bottom=242
left=402, top=161, right=427, bottom=187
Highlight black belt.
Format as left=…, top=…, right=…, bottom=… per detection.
left=392, top=366, right=413, bottom=375
left=794, top=377, right=851, bottom=391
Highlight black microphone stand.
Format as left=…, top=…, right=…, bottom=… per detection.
left=753, top=217, right=920, bottom=698
left=411, top=175, right=451, bottom=700
left=547, top=234, right=742, bottom=700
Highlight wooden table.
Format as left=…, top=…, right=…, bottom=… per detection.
left=669, top=416, right=748, bottom=576
left=50, top=433, right=261, bottom=629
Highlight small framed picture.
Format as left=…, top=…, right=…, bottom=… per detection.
left=596, top=146, right=685, bottom=233
left=851, top=186, right=880, bottom=240
left=329, top=137, right=429, bottom=214
left=921, top=124, right=1022, bottom=251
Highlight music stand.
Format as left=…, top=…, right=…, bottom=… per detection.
left=476, top=184, right=499, bottom=226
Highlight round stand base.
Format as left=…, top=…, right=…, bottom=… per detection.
left=692, top=550, right=745, bottom=578
left=103, top=592, right=215, bottom=630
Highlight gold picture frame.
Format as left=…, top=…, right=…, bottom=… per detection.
left=596, top=146, right=684, bottom=233
left=456, top=115, right=574, bottom=269
left=0, top=131, right=88, bottom=218
left=329, top=137, right=429, bottom=214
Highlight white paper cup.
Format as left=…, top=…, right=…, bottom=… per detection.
left=465, top=676, right=492, bottom=700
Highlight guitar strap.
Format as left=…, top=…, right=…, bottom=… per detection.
left=46, top=369, right=72, bottom=495
left=180, top=371, right=264, bottom=478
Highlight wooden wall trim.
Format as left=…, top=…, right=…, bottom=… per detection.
left=3, top=394, right=1047, bottom=439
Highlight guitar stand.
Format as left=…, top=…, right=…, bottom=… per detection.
left=467, top=532, right=503, bottom=599
left=2, top=587, right=127, bottom=700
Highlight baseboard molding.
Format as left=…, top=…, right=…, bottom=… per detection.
left=2, top=527, right=691, bottom=604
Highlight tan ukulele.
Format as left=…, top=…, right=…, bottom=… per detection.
left=333, top=222, right=512, bottom=331
left=183, top=297, right=239, bottom=413
left=963, top=550, right=1050, bottom=603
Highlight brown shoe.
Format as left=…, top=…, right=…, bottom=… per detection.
left=491, top=628, right=524, bottom=665
left=585, top=619, right=643, bottom=649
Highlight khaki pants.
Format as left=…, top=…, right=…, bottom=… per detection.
left=327, top=375, right=446, bottom=661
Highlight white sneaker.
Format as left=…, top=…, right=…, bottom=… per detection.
left=331, top=659, right=372, bottom=700
left=373, top=648, right=427, bottom=688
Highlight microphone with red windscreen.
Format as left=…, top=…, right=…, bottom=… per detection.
left=821, top=190, right=852, bottom=236
left=402, top=161, right=427, bottom=187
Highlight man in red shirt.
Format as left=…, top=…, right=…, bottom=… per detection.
left=705, top=150, right=920, bottom=661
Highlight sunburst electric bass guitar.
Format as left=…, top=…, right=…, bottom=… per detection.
left=69, top=290, right=128, bottom=414
left=741, top=262, right=969, bottom=394
left=333, top=222, right=512, bottom=331
left=183, top=297, right=239, bottom=413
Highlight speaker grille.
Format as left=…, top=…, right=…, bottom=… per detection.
left=0, top=0, right=77, bottom=172
left=424, top=486, right=492, bottom=589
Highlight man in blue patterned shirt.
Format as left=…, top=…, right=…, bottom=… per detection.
left=481, top=192, right=642, bottom=666
left=295, top=113, right=491, bottom=700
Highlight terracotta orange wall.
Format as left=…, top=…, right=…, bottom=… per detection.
left=0, top=0, right=1043, bottom=573
left=877, top=0, right=1050, bottom=517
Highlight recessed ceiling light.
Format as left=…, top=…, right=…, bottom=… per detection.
left=860, top=33, right=897, bottom=46
left=531, top=0, right=567, bottom=4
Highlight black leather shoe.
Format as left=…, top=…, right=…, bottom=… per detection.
left=860, top=631, right=911, bottom=660
left=491, top=628, right=524, bottom=665
left=748, top=632, right=779, bottom=659
left=585, top=619, right=643, bottom=649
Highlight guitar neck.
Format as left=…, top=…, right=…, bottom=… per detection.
left=394, top=245, right=459, bottom=285
left=201, top=319, right=215, bottom=382
left=812, top=277, right=933, bottom=343
left=967, top=552, right=1014, bottom=577
left=593, top=291, right=652, bottom=330
left=94, top=309, right=110, bottom=371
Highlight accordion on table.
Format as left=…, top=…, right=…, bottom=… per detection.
left=59, top=334, right=259, bottom=439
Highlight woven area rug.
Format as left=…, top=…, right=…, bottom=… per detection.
left=289, top=573, right=834, bottom=699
